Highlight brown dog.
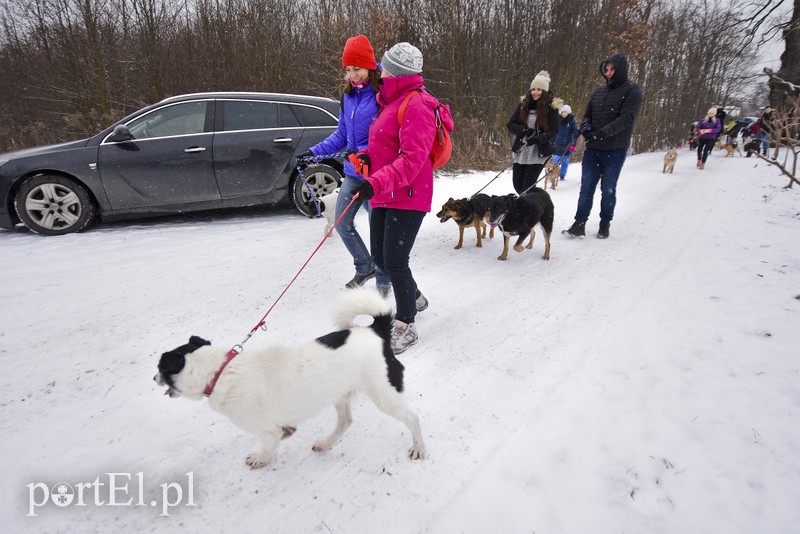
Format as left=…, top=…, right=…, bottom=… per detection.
left=716, top=140, right=742, bottom=157
left=663, top=148, right=678, bottom=174
left=542, top=159, right=561, bottom=190
left=436, top=194, right=493, bottom=249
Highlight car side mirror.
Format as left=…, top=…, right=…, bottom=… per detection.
left=109, top=124, right=134, bottom=142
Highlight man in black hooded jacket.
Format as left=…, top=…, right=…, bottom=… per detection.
left=564, top=53, right=643, bottom=239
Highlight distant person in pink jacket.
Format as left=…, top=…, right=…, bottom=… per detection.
left=696, top=107, right=721, bottom=170
left=353, top=42, right=454, bottom=354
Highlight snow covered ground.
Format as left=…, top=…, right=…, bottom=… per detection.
left=2, top=149, right=799, bottom=533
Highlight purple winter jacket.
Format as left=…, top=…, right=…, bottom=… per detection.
left=310, top=83, right=378, bottom=178
left=696, top=117, right=721, bottom=139
left=361, top=74, right=453, bottom=212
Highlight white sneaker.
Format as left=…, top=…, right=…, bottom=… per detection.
left=416, top=292, right=429, bottom=312
left=391, top=320, right=418, bottom=354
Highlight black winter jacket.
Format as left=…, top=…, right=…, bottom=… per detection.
left=580, top=53, right=643, bottom=151
left=508, top=99, right=561, bottom=155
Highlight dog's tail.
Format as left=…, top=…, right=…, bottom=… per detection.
left=333, top=287, right=394, bottom=330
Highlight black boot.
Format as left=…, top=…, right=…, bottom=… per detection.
left=562, top=220, right=586, bottom=238
left=598, top=219, right=610, bottom=239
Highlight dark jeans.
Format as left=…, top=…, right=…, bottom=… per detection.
left=697, top=138, right=715, bottom=163
left=575, top=148, right=627, bottom=222
left=512, top=163, right=545, bottom=194
left=336, top=175, right=390, bottom=286
left=370, top=208, right=426, bottom=324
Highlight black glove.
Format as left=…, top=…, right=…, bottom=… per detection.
left=585, top=130, right=606, bottom=143
left=297, top=149, right=313, bottom=160
left=357, top=153, right=370, bottom=167
left=354, top=180, right=374, bottom=201
left=532, top=134, right=549, bottom=146
left=580, top=123, right=593, bottom=137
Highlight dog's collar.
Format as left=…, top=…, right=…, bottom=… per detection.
left=203, top=347, right=240, bottom=397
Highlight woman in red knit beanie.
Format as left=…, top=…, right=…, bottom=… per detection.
left=301, top=35, right=389, bottom=291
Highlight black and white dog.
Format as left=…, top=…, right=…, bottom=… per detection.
left=154, top=288, right=426, bottom=469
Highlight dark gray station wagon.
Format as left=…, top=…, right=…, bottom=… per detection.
left=0, top=92, right=344, bottom=235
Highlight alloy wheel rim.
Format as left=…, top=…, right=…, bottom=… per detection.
left=25, top=183, right=82, bottom=230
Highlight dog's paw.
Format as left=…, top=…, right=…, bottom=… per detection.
left=311, top=439, right=334, bottom=453
left=513, top=245, right=524, bottom=253
left=408, top=446, right=426, bottom=460
left=454, top=243, right=462, bottom=250
left=497, top=255, right=507, bottom=261
left=245, top=454, right=268, bottom=469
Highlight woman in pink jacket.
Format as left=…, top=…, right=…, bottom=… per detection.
left=354, top=42, right=453, bottom=354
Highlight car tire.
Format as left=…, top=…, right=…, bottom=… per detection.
left=14, top=174, right=96, bottom=235
left=290, top=164, right=342, bottom=217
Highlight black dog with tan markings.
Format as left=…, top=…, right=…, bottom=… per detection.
left=488, top=189, right=554, bottom=261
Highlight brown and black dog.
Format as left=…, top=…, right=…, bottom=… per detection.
left=436, top=193, right=493, bottom=249
left=488, top=189, right=554, bottom=261
left=715, top=139, right=742, bottom=157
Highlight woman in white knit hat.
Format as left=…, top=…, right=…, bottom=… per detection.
left=695, top=107, right=721, bottom=170
left=506, top=70, right=561, bottom=193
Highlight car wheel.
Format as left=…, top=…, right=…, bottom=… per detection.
left=14, top=174, right=96, bottom=235
left=290, top=164, right=341, bottom=217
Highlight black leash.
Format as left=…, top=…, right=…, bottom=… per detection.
left=470, top=165, right=512, bottom=199
left=519, top=139, right=585, bottom=196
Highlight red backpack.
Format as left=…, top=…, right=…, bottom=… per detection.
left=397, top=90, right=453, bottom=169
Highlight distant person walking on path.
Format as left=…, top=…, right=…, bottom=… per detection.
left=695, top=107, right=721, bottom=170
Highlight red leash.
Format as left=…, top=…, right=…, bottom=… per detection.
left=203, top=191, right=364, bottom=397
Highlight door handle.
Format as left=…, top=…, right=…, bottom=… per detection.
left=273, top=138, right=293, bottom=143
left=184, top=147, right=207, bottom=153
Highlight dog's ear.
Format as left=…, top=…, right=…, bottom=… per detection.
left=189, top=336, right=211, bottom=348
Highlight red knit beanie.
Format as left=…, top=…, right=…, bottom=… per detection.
left=341, top=35, right=377, bottom=70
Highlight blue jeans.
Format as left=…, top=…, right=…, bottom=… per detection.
left=757, top=131, right=769, bottom=154
left=575, top=148, right=627, bottom=222
left=551, top=153, right=572, bottom=178
left=336, top=176, right=390, bottom=287
left=370, top=208, right=426, bottom=323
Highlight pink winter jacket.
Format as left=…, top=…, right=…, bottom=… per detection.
left=362, top=75, right=446, bottom=212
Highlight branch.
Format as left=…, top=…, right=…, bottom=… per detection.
left=764, top=68, right=800, bottom=95
left=750, top=150, right=800, bottom=187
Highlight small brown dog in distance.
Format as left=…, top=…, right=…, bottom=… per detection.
left=663, top=148, right=678, bottom=174
left=542, top=159, right=561, bottom=190
left=717, top=140, right=742, bottom=157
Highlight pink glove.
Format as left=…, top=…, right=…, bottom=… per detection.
left=569, top=145, right=576, bottom=154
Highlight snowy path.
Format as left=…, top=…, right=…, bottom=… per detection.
left=2, top=150, right=799, bottom=533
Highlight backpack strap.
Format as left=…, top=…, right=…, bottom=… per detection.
left=397, top=89, right=423, bottom=125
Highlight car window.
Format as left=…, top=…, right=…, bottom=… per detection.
left=290, top=104, right=338, bottom=127
left=279, top=104, right=301, bottom=128
left=221, top=101, right=280, bottom=131
left=128, top=101, right=208, bottom=139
